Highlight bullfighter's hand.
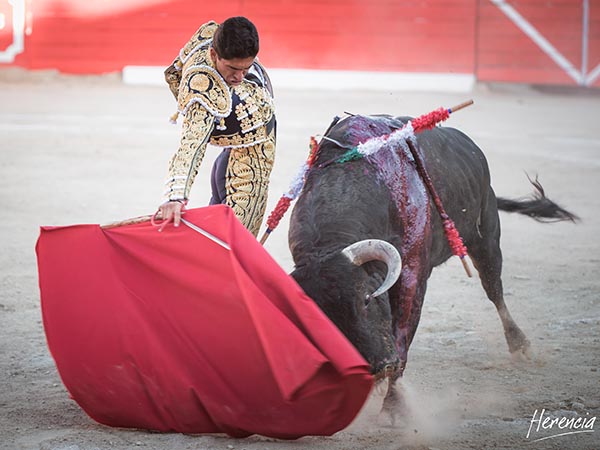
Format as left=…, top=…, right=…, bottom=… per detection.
left=157, top=200, right=186, bottom=232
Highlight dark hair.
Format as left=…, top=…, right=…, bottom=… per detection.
left=212, top=17, right=259, bottom=60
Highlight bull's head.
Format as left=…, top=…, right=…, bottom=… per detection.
left=291, top=239, right=402, bottom=380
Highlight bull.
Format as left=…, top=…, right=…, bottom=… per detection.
left=288, top=114, right=577, bottom=419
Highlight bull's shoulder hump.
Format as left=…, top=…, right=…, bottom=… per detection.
left=417, top=126, right=486, bottom=164
left=422, top=125, right=478, bottom=146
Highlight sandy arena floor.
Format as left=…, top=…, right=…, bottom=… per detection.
left=0, top=68, right=599, bottom=450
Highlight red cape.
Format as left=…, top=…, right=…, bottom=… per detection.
left=36, top=205, right=373, bottom=438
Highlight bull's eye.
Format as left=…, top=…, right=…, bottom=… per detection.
left=364, top=294, right=372, bottom=308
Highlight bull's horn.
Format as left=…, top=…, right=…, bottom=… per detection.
left=341, top=239, right=402, bottom=298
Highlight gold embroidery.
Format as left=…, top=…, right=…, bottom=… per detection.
left=180, top=21, right=218, bottom=63
left=164, top=63, right=182, bottom=100
left=209, top=127, right=268, bottom=148
left=179, top=65, right=231, bottom=117
left=199, top=23, right=217, bottom=39
left=165, top=103, right=214, bottom=200
left=215, top=93, right=229, bottom=112
left=240, top=117, right=252, bottom=133
left=172, top=21, right=231, bottom=117
left=226, top=83, right=274, bottom=137
left=224, top=128, right=276, bottom=236
left=235, top=103, right=247, bottom=119
left=164, top=21, right=218, bottom=100
left=190, top=73, right=210, bottom=91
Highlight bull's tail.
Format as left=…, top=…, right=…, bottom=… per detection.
left=496, top=175, right=579, bottom=223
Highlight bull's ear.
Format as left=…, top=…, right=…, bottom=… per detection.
left=342, top=239, right=402, bottom=299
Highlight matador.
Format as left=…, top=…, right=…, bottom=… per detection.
left=160, top=18, right=276, bottom=237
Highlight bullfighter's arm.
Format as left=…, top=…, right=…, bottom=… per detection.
left=163, top=102, right=215, bottom=202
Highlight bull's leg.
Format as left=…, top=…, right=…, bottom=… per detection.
left=468, top=204, right=531, bottom=358
left=380, top=371, right=404, bottom=426
left=381, top=272, right=428, bottom=422
left=380, top=152, right=432, bottom=423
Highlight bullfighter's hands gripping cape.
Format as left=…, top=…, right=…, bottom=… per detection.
left=35, top=205, right=373, bottom=438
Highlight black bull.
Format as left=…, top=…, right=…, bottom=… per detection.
left=288, top=114, right=576, bottom=416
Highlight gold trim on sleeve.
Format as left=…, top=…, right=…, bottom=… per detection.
left=164, top=103, right=215, bottom=200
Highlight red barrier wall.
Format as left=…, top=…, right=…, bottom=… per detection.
left=477, top=0, right=600, bottom=87
left=4, top=0, right=477, bottom=74
left=1, top=0, right=598, bottom=88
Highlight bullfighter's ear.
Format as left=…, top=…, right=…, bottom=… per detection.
left=209, top=47, right=217, bottom=64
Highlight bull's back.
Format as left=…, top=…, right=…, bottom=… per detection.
left=419, top=126, right=490, bottom=184
left=290, top=115, right=495, bottom=266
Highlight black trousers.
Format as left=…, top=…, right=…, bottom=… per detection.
left=209, top=149, right=230, bottom=205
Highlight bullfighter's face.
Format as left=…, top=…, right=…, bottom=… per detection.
left=210, top=47, right=254, bottom=87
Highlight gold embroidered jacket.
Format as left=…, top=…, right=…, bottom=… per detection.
left=163, top=21, right=276, bottom=236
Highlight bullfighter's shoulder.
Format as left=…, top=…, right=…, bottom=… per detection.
left=178, top=21, right=219, bottom=65
left=178, top=65, right=232, bottom=118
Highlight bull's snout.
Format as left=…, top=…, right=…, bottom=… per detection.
left=372, top=361, right=399, bottom=381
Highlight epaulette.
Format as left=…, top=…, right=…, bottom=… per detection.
left=178, top=64, right=232, bottom=118
left=179, top=21, right=218, bottom=65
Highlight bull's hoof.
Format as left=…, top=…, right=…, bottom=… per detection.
left=379, top=402, right=402, bottom=427
left=380, top=400, right=418, bottom=430
left=380, top=387, right=409, bottom=428
left=510, top=344, right=533, bottom=362
left=506, top=326, right=531, bottom=360
left=507, top=333, right=532, bottom=362
left=379, top=407, right=397, bottom=428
